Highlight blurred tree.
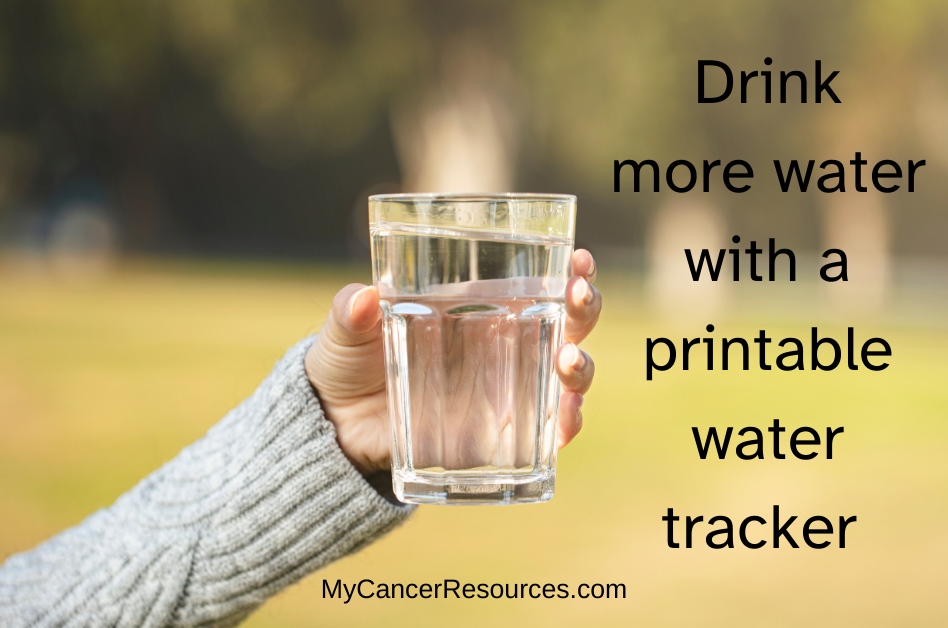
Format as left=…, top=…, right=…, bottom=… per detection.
left=0, top=0, right=947, bottom=259
left=167, top=0, right=428, bottom=161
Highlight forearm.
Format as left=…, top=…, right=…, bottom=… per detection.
left=0, top=338, right=413, bottom=628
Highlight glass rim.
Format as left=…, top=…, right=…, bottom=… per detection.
left=369, top=192, right=576, bottom=203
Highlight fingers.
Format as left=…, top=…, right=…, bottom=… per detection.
left=557, top=392, right=584, bottom=450
left=572, top=249, right=597, bottom=284
left=558, top=249, right=597, bottom=450
left=564, top=275, right=601, bottom=344
left=326, top=283, right=383, bottom=346
left=556, top=342, right=595, bottom=395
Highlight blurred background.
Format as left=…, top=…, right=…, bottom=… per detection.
left=1, top=1, right=947, bottom=626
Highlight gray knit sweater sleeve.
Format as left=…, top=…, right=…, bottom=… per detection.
left=0, top=337, right=414, bottom=628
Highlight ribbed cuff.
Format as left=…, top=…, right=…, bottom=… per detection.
left=167, top=337, right=415, bottom=625
left=0, top=337, right=414, bottom=628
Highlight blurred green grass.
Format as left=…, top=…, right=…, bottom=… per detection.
left=1, top=259, right=947, bottom=627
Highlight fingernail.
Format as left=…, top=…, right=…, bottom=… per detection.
left=559, top=344, right=578, bottom=373
left=582, top=280, right=595, bottom=306
left=572, top=279, right=587, bottom=305
left=577, top=395, right=584, bottom=410
left=347, top=286, right=371, bottom=317
left=587, top=257, right=597, bottom=281
left=570, top=345, right=585, bottom=370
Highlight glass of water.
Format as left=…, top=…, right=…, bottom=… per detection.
left=369, top=193, right=577, bottom=505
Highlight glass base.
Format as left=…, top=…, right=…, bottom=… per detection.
left=393, top=471, right=555, bottom=505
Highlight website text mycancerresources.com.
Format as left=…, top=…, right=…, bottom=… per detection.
left=323, top=579, right=626, bottom=603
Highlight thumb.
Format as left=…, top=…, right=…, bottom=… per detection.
left=325, top=284, right=382, bottom=346
left=307, top=283, right=386, bottom=402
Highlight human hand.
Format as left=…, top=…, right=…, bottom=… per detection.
left=304, top=250, right=601, bottom=476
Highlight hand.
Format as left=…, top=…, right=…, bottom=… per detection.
left=304, top=250, right=601, bottom=476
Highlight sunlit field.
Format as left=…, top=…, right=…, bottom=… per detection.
left=1, top=259, right=946, bottom=627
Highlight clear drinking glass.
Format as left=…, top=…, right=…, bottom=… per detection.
left=369, top=193, right=577, bottom=505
